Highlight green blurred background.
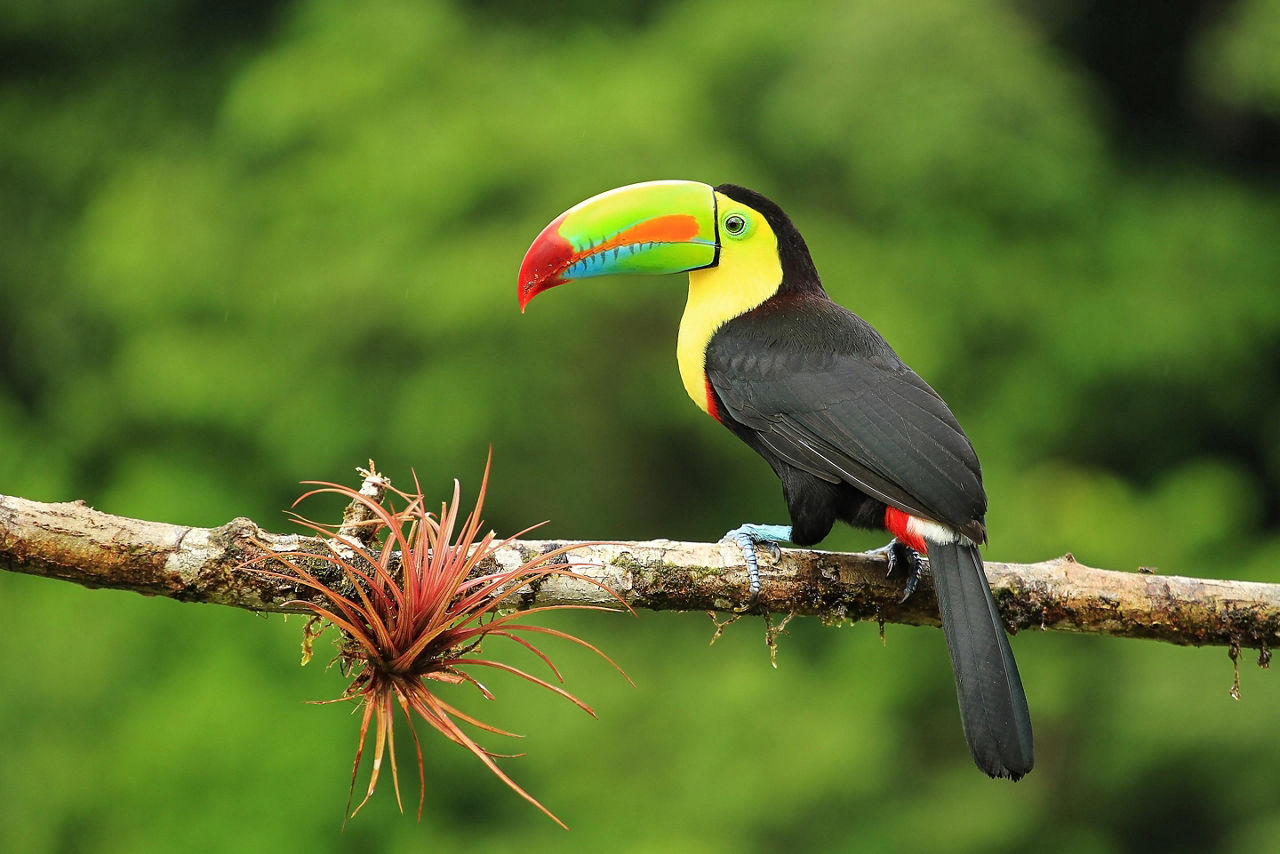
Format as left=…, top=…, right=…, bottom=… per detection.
left=3, top=0, right=1279, bottom=851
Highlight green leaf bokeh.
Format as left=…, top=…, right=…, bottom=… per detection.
left=2, top=1, right=1279, bottom=851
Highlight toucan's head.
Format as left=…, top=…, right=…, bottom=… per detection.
left=517, top=180, right=819, bottom=311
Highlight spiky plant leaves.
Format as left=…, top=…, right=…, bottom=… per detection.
left=247, top=455, right=629, bottom=828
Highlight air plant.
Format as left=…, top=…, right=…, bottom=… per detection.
left=248, top=456, right=629, bottom=828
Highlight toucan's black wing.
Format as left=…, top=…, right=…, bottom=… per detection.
left=705, top=296, right=986, bottom=537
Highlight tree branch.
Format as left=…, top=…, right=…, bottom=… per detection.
left=2, top=492, right=1277, bottom=655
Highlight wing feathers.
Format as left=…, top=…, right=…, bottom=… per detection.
left=706, top=299, right=986, bottom=530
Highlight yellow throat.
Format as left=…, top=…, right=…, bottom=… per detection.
left=676, top=193, right=783, bottom=413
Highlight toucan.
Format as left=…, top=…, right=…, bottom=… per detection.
left=516, top=180, right=1033, bottom=780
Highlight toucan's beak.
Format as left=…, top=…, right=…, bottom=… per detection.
left=517, top=180, right=720, bottom=311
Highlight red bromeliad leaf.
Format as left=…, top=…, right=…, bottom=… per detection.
left=247, top=453, right=631, bottom=828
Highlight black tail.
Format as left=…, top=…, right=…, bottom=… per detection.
left=928, top=540, right=1034, bottom=780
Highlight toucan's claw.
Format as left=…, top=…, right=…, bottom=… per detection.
left=731, top=530, right=761, bottom=609
left=721, top=524, right=792, bottom=611
left=881, top=539, right=925, bottom=604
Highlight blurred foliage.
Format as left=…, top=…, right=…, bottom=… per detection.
left=2, top=0, right=1279, bottom=851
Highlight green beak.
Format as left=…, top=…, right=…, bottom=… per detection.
left=517, top=180, right=720, bottom=311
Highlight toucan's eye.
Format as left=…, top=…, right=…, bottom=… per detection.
left=724, top=214, right=748, bottom=236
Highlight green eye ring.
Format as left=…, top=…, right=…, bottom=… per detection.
left=723, top=213, right=751, bottom=238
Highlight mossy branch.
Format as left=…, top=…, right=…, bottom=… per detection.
left=2, top=492, right=1278, bottom=656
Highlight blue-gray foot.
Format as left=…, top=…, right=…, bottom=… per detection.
left=874, top=539, right=924, bottom=604
left=721, top=524, right=792, bottom=606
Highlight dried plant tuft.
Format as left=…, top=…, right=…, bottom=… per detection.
left=248, top=454, right=629, bottom=828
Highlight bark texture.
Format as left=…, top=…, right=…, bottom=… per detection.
left=3, top=493, right=1278, bottom=653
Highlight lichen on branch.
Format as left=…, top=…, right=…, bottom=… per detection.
left=3, top=491, right=1279, bottom=654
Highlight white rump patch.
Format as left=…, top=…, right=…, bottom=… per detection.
left=906, top=515, right=966, bottom=546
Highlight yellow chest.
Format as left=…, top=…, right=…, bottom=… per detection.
left=676, top=242, right=782, bottom=413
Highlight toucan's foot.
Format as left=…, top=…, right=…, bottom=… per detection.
left=876, top=539, right=925, bottom=604
left=721, top=524, right=791, bottom=609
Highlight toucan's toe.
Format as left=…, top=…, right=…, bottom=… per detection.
left=721, top=524, right=792, bottom=609
left=884, top=539, right=925, bottom=604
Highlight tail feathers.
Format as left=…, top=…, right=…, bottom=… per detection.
left=928, top=540, right=1034, bottom=780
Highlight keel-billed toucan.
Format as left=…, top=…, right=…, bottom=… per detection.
left=516, top=180, right=1033, bottom=780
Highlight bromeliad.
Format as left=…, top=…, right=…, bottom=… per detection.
left=250, top=457, right=631, bottom=827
